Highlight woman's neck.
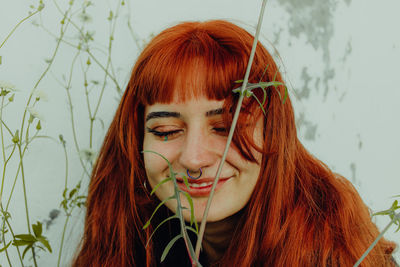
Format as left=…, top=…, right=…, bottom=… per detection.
left=201, top=210, right=243, bottom=265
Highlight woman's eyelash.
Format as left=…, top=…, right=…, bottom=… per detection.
left=146, top=127, right=227, bottom=138
left=213, top=127, right=227, bottom=132
left=146, top=127, right=181, bottom=137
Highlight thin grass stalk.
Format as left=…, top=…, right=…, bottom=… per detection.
left=0, top=9, right=40, bottom=49
left=194, top=0, right=268, bottom=258
left=353, top=213, right=399, bottom=267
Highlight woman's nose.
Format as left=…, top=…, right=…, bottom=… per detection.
left=177, top=129, right=216, bottom=172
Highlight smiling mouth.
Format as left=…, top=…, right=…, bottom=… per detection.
left=176, top=177, right=232, bottom=197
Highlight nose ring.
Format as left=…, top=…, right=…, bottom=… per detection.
left=187, top=168, right=202, bottom=180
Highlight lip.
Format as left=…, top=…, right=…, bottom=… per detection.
left=176, top=177, right=232, bottom=197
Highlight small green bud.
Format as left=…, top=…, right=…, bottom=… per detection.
left=37, top=3, right=45, bottom=11
left=108, top=11, right=113, bottom=21
left=8, top=93, right=14, bottom=102
left=84, top=81, right=88, bottom=87
left=12, top=130, right=19, bottom=144
left=59, top=134, right=66, bottom=146
left=1, top=89, right=9, bottom=96
left=36, top=121, right=42, bottom=130
left=110, top=35, right=114, bottom=41
left=86, top=58, right=91, bottom=65
left=121, top=1, right=125, bottom=5
left=60, top=19, right=65, bottom=25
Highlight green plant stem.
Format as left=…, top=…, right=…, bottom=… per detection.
left=16, top=141, right=38, bottom=267
left=143, top=150, right=201, bottom=266
left=172, top=179, right=200, bottom=266
left=52, top=0, right=122, bottom=94
left=57, top=215, right=70, bottom=267
left=63, top=142, right=69, bottom=191
left=0, top=96, right=7, bottom=200
left=0, top=143, right=16, bottom=201
left=18, top=4, right=72, bottom=147
left=81, top=62, right=94, bottom=148
left=5, top=128, right=39, bottom=212
left=353, top=214, right=398, bottom=267
left=57, top=130, right=70, bottom=266
left=32, top=247, right=38, bottom=267
left=63, top=50, right=91, bottom=177
left=194, top=0, right=268, bottom=258
left=1, top=204, right=24, bottom=266
left=126, top=0, right=143, bottom=50
left=16, top=144, right=31, bottom=234
left=88, top=0, right=123, bottom=148
left=1, top=210, right=12, bottom=267
left=0, top=10, right=40, bottom=49
left=0, top=119, right=14, bottom=137
left=1, top=96, right=6, bottom=162
left=92, top=0, right=122, bottom=117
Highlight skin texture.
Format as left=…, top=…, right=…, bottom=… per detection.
left=143, top=94, right=262, bottom=222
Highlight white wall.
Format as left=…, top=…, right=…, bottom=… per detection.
left=0, top=0, right=399, bottom=265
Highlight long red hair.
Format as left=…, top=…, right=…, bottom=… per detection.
left=72, top=20, right=396, bottom=266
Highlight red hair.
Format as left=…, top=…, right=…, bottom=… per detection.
left=73, top=20, right=396, bottom=266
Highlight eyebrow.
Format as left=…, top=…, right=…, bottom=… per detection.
left=145, top=108, right=225, bottom=122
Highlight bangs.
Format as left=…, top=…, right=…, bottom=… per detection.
left=133, top=22, right=249, bottom=105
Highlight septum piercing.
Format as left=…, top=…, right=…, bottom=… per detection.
left=187, top=168, right=202, bottom=180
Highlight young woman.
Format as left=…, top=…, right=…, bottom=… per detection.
left=72, top=20, right=397, bottom=266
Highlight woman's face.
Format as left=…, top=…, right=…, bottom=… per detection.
left=143, top=94, right=263, bottom=222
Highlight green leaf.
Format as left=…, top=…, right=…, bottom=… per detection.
left=22, top=244, right=33, bottom=259
left=185, top=225, right=198, bottom=235
left=259, top=64, right=270, bottom=82
left=145, top=215, right=178, bottom=247
left=274, top=86, right=282, bottom=101
left=372, top=210, right=391, bottom=216
left=143, top=195, right=175, bottom=229
left=252, top=94, right=266, bottom=116
left=150, top=177, right=172, bottom=195
left=37, top=237, right=52, bottom=253
left=181, top=175, right=190, bottom=190
left=161, top=234, right=182, bottom=262
left=254, top=81, right=283, bottom=89
left=262, top=86, right=267, bottom=106
left=32, top=221, right=42, bottom=237
left=15, top=234, right=36, bottom=242
left=12, top=240, right=33, bottom=246
left=234, top=79, right=244, bottom=83
left=0, top=241, right=11, bottom=252
left=69, top=188, right=77, bottom=199
left=60, top=199, right=67, bottom=211
left=182, top=191, right=196, bottom=228
left=62, top=188, right=67, bottom=198
left=282, top=85, right=288, bottom=104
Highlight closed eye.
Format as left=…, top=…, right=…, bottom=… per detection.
left=213, top=127, right=228, bottom=136
left=146, top=127, right=182, bottom=138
